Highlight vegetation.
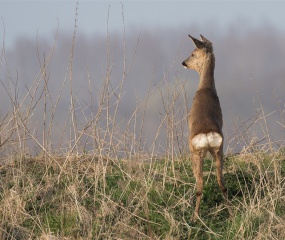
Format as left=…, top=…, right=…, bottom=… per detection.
left=0, top=4, right=284, bottom=239
left=0, top=151, right=284, bottom=239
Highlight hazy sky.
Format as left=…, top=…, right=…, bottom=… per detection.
left=0, top=1, right=285, bottom=152
left=1, top=1, right=285, bottom=49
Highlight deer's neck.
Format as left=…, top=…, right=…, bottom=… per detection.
left=198, top=54, right=216, bottom=92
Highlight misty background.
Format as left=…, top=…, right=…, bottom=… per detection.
left=0, top=1, right=285, bottom=155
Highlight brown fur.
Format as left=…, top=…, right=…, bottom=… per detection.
left=182, top=34, right=232, bottom=221
left=189, top=88, right=222, bottom=138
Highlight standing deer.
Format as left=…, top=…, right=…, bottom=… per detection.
left=182, top=34, right=232, bottom=221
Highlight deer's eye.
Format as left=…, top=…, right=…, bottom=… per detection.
left=191, top=53, right=195, bottom=57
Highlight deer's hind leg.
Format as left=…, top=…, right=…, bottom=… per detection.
left=210, top=146, right=233, bottom=218
left=191, top=149, right=206, bottom=221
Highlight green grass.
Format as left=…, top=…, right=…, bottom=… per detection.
left=0, top=152, right=284, bottom=239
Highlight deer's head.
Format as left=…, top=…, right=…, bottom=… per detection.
left=182, top=35, right=213, bottom=72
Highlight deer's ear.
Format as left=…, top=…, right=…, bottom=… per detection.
left=200, top=34, right=211, bottom=44
left=188, top=35, right=204, bottom=49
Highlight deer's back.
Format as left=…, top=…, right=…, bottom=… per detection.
left=189, top=88, right=223, bottom=138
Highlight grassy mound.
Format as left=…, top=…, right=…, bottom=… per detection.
left=0, top=151, right=284, bottom=239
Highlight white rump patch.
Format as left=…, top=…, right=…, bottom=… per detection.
left=192, top=132, right=222, bottom=150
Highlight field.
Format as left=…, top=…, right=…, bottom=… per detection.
left=0, top=151, right=284, bottom=239
left=0, top=7, right=285, bottom=239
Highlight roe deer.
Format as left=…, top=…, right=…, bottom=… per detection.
left=182, top=34, right=232, bottom=221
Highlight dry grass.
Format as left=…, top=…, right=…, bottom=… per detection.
left=0, top=5, right=284, bottom=239
left=0, top=150, right=284, bottom=239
